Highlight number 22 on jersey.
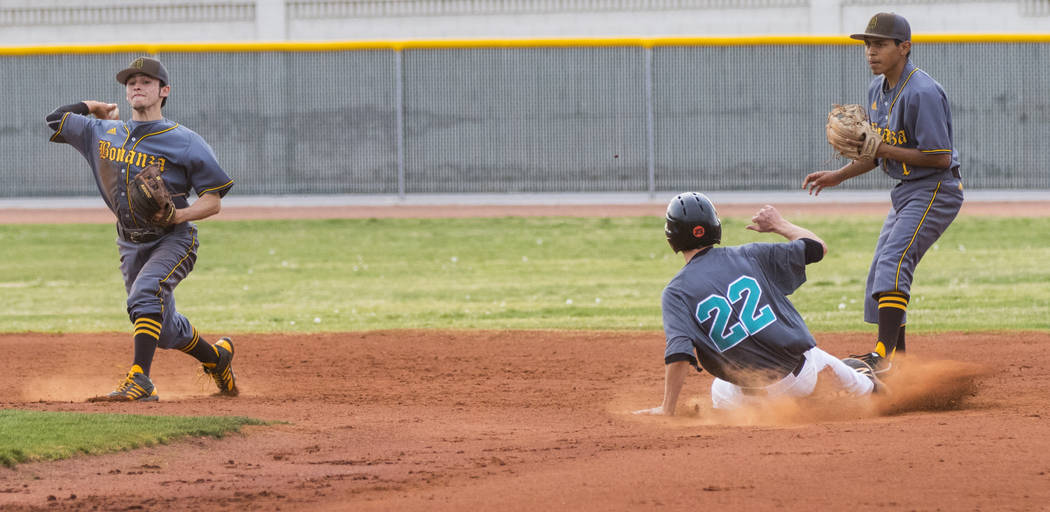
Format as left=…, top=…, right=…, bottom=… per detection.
left=695, top=276, right=776, bottom=352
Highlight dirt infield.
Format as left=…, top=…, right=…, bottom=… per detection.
left=1, top=330, right=1048, bottom=511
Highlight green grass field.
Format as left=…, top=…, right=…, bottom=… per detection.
left=0, top=214, right=1047, bottom=468
left=1, top=215, right=1047, bottom=333
left=0, top=410, right=264, bottom=467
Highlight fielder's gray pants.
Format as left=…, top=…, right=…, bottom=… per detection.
left=864, top=171, right=964, bottom=324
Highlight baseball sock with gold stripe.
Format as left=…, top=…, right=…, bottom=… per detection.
left=874, top=291, right=909, bottom=359
left=177, top=326, right=219, bottom=365
left=132, top=314, right=162, bottom=376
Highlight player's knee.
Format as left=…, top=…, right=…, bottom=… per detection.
left=126, top=292, right=163, bottom=319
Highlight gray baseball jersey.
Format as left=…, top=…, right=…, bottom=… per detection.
left=49, top=115, right=233, bottom=226
left=863, top=60, right=964, bottom=323
left=867, top=61, right=959, bottom=180
left=662, top=240, right=816, bottom=386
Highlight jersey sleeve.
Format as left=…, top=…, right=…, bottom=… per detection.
left=908, top=86, right=953, bottom=156
left=745, top=240, right=808, bottom=295
left=866, top=79, right=880, bottom=114
left=48, top=112, right=95, bottom=152
left=661, top=285, right=697, bottom=361
left=187, top=133, right=234, bottom=197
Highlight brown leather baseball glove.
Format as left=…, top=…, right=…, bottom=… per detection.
left=826, top=104, right=881, bottom=161
left=128, top=164, right=176, bottom=228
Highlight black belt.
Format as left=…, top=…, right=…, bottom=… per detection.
left=738, top=354, right=807, bottom=396
left=116, top=223, right=172, bottom=244
left=790, top=354, right=806, bottom=377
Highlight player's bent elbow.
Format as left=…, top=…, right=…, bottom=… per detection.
left=44, top=110, right=64, bottom=130
left=802, top=237, right=827, bottom=264
left=203, top=203, right=221, bottom=221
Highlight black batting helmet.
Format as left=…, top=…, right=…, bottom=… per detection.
left=665, top=192, right=721, bottom=253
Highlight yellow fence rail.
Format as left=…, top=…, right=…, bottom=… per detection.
left=2, top=33, right=1050, bottom=55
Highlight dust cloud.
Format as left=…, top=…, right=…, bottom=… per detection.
left=628, top=357, right=988, bottom=427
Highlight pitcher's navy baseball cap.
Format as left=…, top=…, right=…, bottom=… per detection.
left=116, top=56, right=170, bottom=85
left=850, top=12, right=911, bottom=41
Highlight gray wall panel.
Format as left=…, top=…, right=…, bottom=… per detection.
left=5, top=52, right=141, bottom=196
left=652, top=44, right=887, bottom=191
left=2, top=43, right=1047, bottom=198
left=158, top=50, right=399, bottom=194
left=923, top=44, right=1050, bottom=189
left=403, top=47, right=648, bottom=193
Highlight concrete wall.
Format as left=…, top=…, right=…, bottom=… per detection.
left=0, top=0, right=1046, bottom=46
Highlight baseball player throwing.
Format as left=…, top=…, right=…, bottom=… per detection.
left=804, top=13, right=963, bottom=373
left=45, top=56, right=237, bottom=401
left=636, top=193, right=881, bottom=415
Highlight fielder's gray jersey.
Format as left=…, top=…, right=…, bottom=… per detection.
left=867, top=60, right=959, bottom=180
left=662, top=240, right=817, bottom=386
left=49, top=113, right=233, bottom=230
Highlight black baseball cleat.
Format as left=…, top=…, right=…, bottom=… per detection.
left=850, top=351, right=892, bottom=375
left=841, top=357, right=889, bottom=394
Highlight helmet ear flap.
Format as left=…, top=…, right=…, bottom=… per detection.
left=665, top=219, right=686, bottom=252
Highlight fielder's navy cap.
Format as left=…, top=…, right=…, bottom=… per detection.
left=850, top=12, right=911, bottom=42
left=116, top=56, right=170, bottom=85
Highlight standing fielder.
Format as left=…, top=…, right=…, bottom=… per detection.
left=45, top=56, right=237, bottom=401
left=636, top=193, right=880, bottom=415
left=804, top=13, right=964, bottom=373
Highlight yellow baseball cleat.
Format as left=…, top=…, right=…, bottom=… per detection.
left=89, top=365, right=158, bottom=402
left=203, top=337, right=238, bottom=396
